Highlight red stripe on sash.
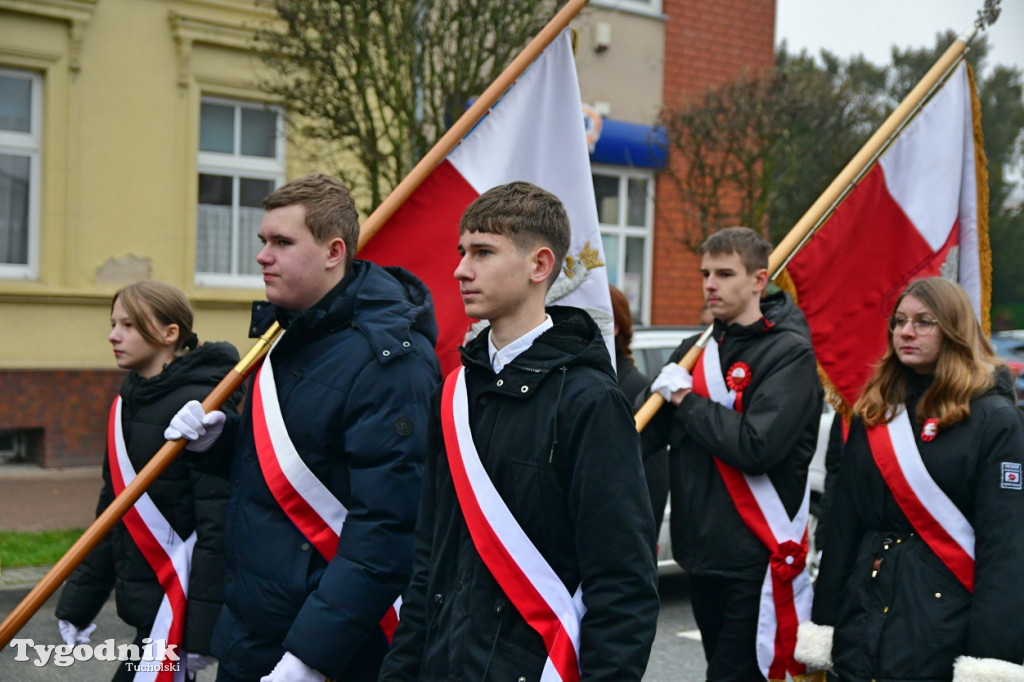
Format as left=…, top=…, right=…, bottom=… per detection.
left=441, top=369, right=580, bottom=682
left=108, top=400, right=186, bottom=682
left=693, top=347, right=808, bottom=680
left=252, top=364, right=340, bottom=560
left=692, top=348, right=710, bottom=399
left=250, top=360, right=400, bottom=644
left=866, top=422, right=975, bottom=592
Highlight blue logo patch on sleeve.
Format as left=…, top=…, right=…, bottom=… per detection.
left=1002, top=462, right=1022, bottom=490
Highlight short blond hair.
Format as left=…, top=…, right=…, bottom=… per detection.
left=262, top=172, right=359, bottom=269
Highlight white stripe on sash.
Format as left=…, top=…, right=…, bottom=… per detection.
left=700, top=340, right=736, bottom=410
left=110, top=397, right=195, bottom=682
left=252, top=338, right=401, bottom=641
left=886, top=409, right=975, bottom=558
left=258, top=341, right=347, bottom=534
left=446, top=368, right=584, bottom=682
left=699, top=340, right=808, bottom=542
left=694, top=341, right=812, bottom=681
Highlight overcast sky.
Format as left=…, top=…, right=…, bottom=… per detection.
left=775, top=0, right=1024, bottom=74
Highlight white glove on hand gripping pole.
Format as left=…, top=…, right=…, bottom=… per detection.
left=164, top=400, right=226, bottom=453
left=259, top=651, right=327, bottom=682
left=651, top=362, right=693, bottom=402
left=57, top=619, right=96, bottom=647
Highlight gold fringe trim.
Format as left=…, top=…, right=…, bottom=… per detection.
left=784, top=672, right=828, bottom=682
left=966, top=63, right=992, bottom=336
left=775, top=267, right=853, bottom=419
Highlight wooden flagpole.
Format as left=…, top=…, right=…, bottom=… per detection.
left=635, top=25, right=982, bottom=432
left=357, top=0, right=591, bottom=250
left=0, top=322, right=281, bottom=648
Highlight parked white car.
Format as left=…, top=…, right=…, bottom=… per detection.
left=630, top=326, right=832, bottom=577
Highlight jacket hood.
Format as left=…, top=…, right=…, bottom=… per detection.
left=712, top=290, right=811, bottom=343
left=249, top=260, right=438, bottom=360
left=462, top=305, right=614, bottom=381
left=125, top=341, right=240, bottom=403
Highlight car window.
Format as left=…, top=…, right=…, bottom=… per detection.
left=633, top=345, right=682, bottom=377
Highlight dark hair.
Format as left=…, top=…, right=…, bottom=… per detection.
left=609, top=284, right=636, bottom=367
left=459, top=181, right=570, bottom=287
left=112, top=281, right=197, bottom=355
left=701, top=226, right=771, bottom=274
left=262, top=172, right=360, bottom=269
left=855, top=277, right=999, bottom=428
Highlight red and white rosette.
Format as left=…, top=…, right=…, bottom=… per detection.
left=726, top=361, right=752, bottom=392
left=921, top=418, right=939, bottom=442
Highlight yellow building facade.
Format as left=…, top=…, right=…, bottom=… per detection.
left=0, top=0, right=302, bottom=465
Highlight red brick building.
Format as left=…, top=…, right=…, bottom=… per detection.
left=576, top=0, right=776, bottom=326
left=654, top=0, right=777, bottom=323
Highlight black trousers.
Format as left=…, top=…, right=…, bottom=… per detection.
left=688, top=573, right=765, bottom=682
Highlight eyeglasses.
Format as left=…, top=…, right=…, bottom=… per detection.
left=889, top=314, right=939, bottom=335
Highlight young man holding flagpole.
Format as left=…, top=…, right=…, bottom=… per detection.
left=165, top=172, right=441, bottom=682
left=641, top=227, right=822, bottom=682
left=379, top=181, right=659, bottom=682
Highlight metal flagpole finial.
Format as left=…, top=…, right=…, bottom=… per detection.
left=975, top=0, right=1001, bottom=30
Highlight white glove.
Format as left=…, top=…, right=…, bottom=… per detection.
left=651, top=363, right=693, bottom=401
left=185, top=652, right=217, bottom=673
left=259, top=651, right=326, bottom=682
left=164, top=400, right=226, bottom=452
left=58, top=619, right=96, bottom=647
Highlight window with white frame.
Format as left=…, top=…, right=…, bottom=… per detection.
left=196, top=98, right=284, bottom=287
left=593, top=167, right=654, bottom=323
left=0, top=68, right=41, bottom=279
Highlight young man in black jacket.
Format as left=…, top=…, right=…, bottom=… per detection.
left=378, top=181, right=659, bottom=681
left=166, top=173, right=440, bottom=682
left=641, top=227, right=822, bottom=682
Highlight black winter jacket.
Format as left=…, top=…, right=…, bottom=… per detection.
left=203, top=261, right=440, bottom=681
left=380, top=306, right=660, bottom=682
left=56, top=342, right=239, bottom=654
left=640, top=291, right=822, bottom=579
left=812, top=372, right=1024, bottom=681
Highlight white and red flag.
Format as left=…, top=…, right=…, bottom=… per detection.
left=781, top=60, right=990, bottom=409
left=359, top=29, right=613, bottom=374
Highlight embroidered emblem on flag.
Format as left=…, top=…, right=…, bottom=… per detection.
left=1002, top=462, right=1022, bottom=490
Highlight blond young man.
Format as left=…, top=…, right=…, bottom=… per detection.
left=168, top=173, right=440, bottom=682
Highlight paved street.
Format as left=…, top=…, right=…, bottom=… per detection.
left=0, top=573, right=704, bottom=681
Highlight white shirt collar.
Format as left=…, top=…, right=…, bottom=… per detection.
left=488, top=315, right=553, bottom=374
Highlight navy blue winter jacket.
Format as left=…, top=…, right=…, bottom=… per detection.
left=203, top=261, right=440, bottom=680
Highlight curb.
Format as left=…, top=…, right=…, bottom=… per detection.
left=0, top=564, right=53, bottom=592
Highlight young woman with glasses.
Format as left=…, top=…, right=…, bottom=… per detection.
left=797, top=277, right=1024, bottom=681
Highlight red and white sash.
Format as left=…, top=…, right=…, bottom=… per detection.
left=865, top=408, right=975, bottom=591
left=250, top=340, right=401, bottom=643
left=108, top=398, right=195, bottom=682
left=441, top=367, right=585, bottom=682
left=692, top=340, right=812, bottom=682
